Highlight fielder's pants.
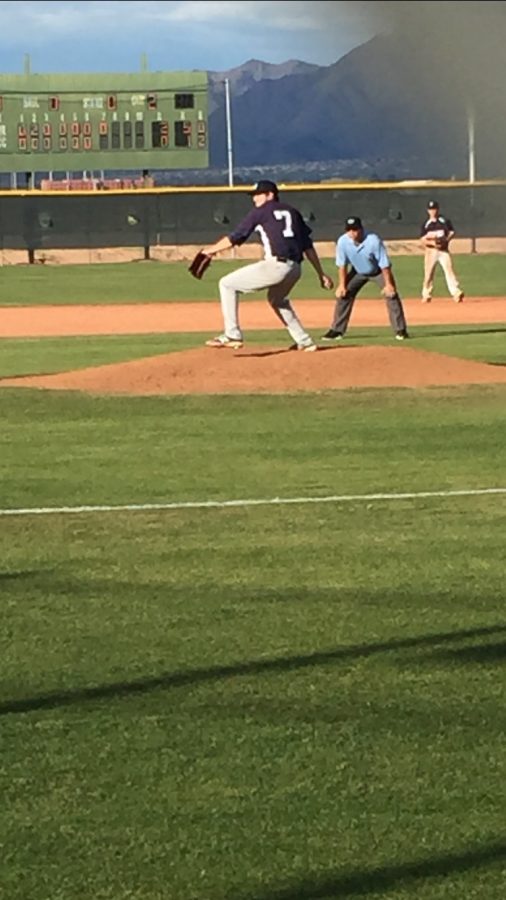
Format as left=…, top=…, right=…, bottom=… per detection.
left=422, top=249, right=462, bottom=301
left=218, top=258, right=313, bottom=345
left=330, top=270, right=408, bottom=335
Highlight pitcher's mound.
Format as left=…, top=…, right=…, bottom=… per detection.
left=1, top=345, right=505, bottom=395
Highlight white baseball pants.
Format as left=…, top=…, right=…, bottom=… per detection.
left=422, top=249, right=462, bottom=301
left=218, top=258, right=312, bottom=345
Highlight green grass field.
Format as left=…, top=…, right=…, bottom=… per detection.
left=0, top=260, right=505, bottom=899
left=0, top=252, right=506, bottom=305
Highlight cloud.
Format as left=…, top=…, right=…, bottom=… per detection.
left=0, top=1, right=153, bottom=40
left=0, top=0, right=379, bottom=69
left=0, top=0, right=377, bottom=42
left=159, top=1, right=330, bottom=31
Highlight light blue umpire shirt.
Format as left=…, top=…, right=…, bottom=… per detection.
left=336, top=231, right=391, bottom=275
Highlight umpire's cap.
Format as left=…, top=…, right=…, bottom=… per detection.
left=345, top=216, right=363, bottom=230
left=250, top=179, right=279, bottom=198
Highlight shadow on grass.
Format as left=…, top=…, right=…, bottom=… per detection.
left=418, top=326, right=506, bottom=339
left=246, top=840, right=506, bottom=900
left=0, top=569, right=52, bottom=581
left=433, top=641, right=506, bottom=664
left=1, top=624, right=505, bottom=717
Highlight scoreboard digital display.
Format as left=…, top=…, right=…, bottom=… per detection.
left=0, top=70, right=208, bottom=172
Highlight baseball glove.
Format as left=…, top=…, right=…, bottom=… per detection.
left=434, top=236, right=448, bottom=251
left=188, top=250, right=212, bottom=280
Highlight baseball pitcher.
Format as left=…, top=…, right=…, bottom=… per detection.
left=200, top=179, right=333, bottom=351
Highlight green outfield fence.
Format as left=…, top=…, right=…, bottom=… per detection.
left=0, top=180, right=505, bottom=261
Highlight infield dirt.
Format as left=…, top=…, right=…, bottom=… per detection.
left=0, top=297, right=504, bottom=395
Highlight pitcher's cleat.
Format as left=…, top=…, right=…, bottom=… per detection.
left=205, top=335, right=243, bottom=349
left=289, top=341, right=318, bottom=352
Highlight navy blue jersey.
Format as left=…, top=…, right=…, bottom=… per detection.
left=420, top=215, right=454, bottom=239
left=229, top=199, right=314, bottom=263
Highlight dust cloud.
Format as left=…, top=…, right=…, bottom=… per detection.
left=320, top=1, right=506, bottom=176
left=367, top=1, right=506, bottom=105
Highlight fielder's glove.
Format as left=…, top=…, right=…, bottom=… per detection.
left=434, top=237, right=448, bottom=250
left=188, top=250, right=212, bottom=280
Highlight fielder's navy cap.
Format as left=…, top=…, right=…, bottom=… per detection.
left=250, top=179, right=279, bottom=196
left=345, top=216, right=363, bottom=230
left=427, top=200, right=439, bottom=209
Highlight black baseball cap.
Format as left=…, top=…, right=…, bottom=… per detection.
left=345, top=216, right=363, bottom=230
left=250, top=179, right=279, bottom=197
left=427, top=200, right=439, bottom=209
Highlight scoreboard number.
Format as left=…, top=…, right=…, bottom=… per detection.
left=0, top=71, right=208, bottom=171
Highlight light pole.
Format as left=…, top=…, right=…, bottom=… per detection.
left=224, top=78, right=234, bottom=187
left=467, top=106, right=476, bottom=253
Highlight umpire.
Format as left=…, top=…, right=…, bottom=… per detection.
left=321, top=216, right=409, bottom=341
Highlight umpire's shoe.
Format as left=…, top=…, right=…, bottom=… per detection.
left=321, top=329, right=344, bottom=341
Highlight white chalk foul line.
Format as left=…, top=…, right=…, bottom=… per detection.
left=0, top=488, right=505, bottom=517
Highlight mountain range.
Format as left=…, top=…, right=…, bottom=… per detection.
left=206, top=30, right=506, bottom=182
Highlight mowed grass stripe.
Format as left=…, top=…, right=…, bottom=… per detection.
left=1, top=253, right=506, bottom=305
left=2, top=498, right=505, bottom=900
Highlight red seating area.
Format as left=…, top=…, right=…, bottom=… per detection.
left=39, top=178, right=151, bottom=191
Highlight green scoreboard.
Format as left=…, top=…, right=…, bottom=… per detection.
left=0, top=70, right=209, bottom=172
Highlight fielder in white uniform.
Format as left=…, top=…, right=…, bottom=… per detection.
left=420, top=200, right=464, bottom=303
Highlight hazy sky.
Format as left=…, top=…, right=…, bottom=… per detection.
left=0, top=1, right=380, bottom=73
